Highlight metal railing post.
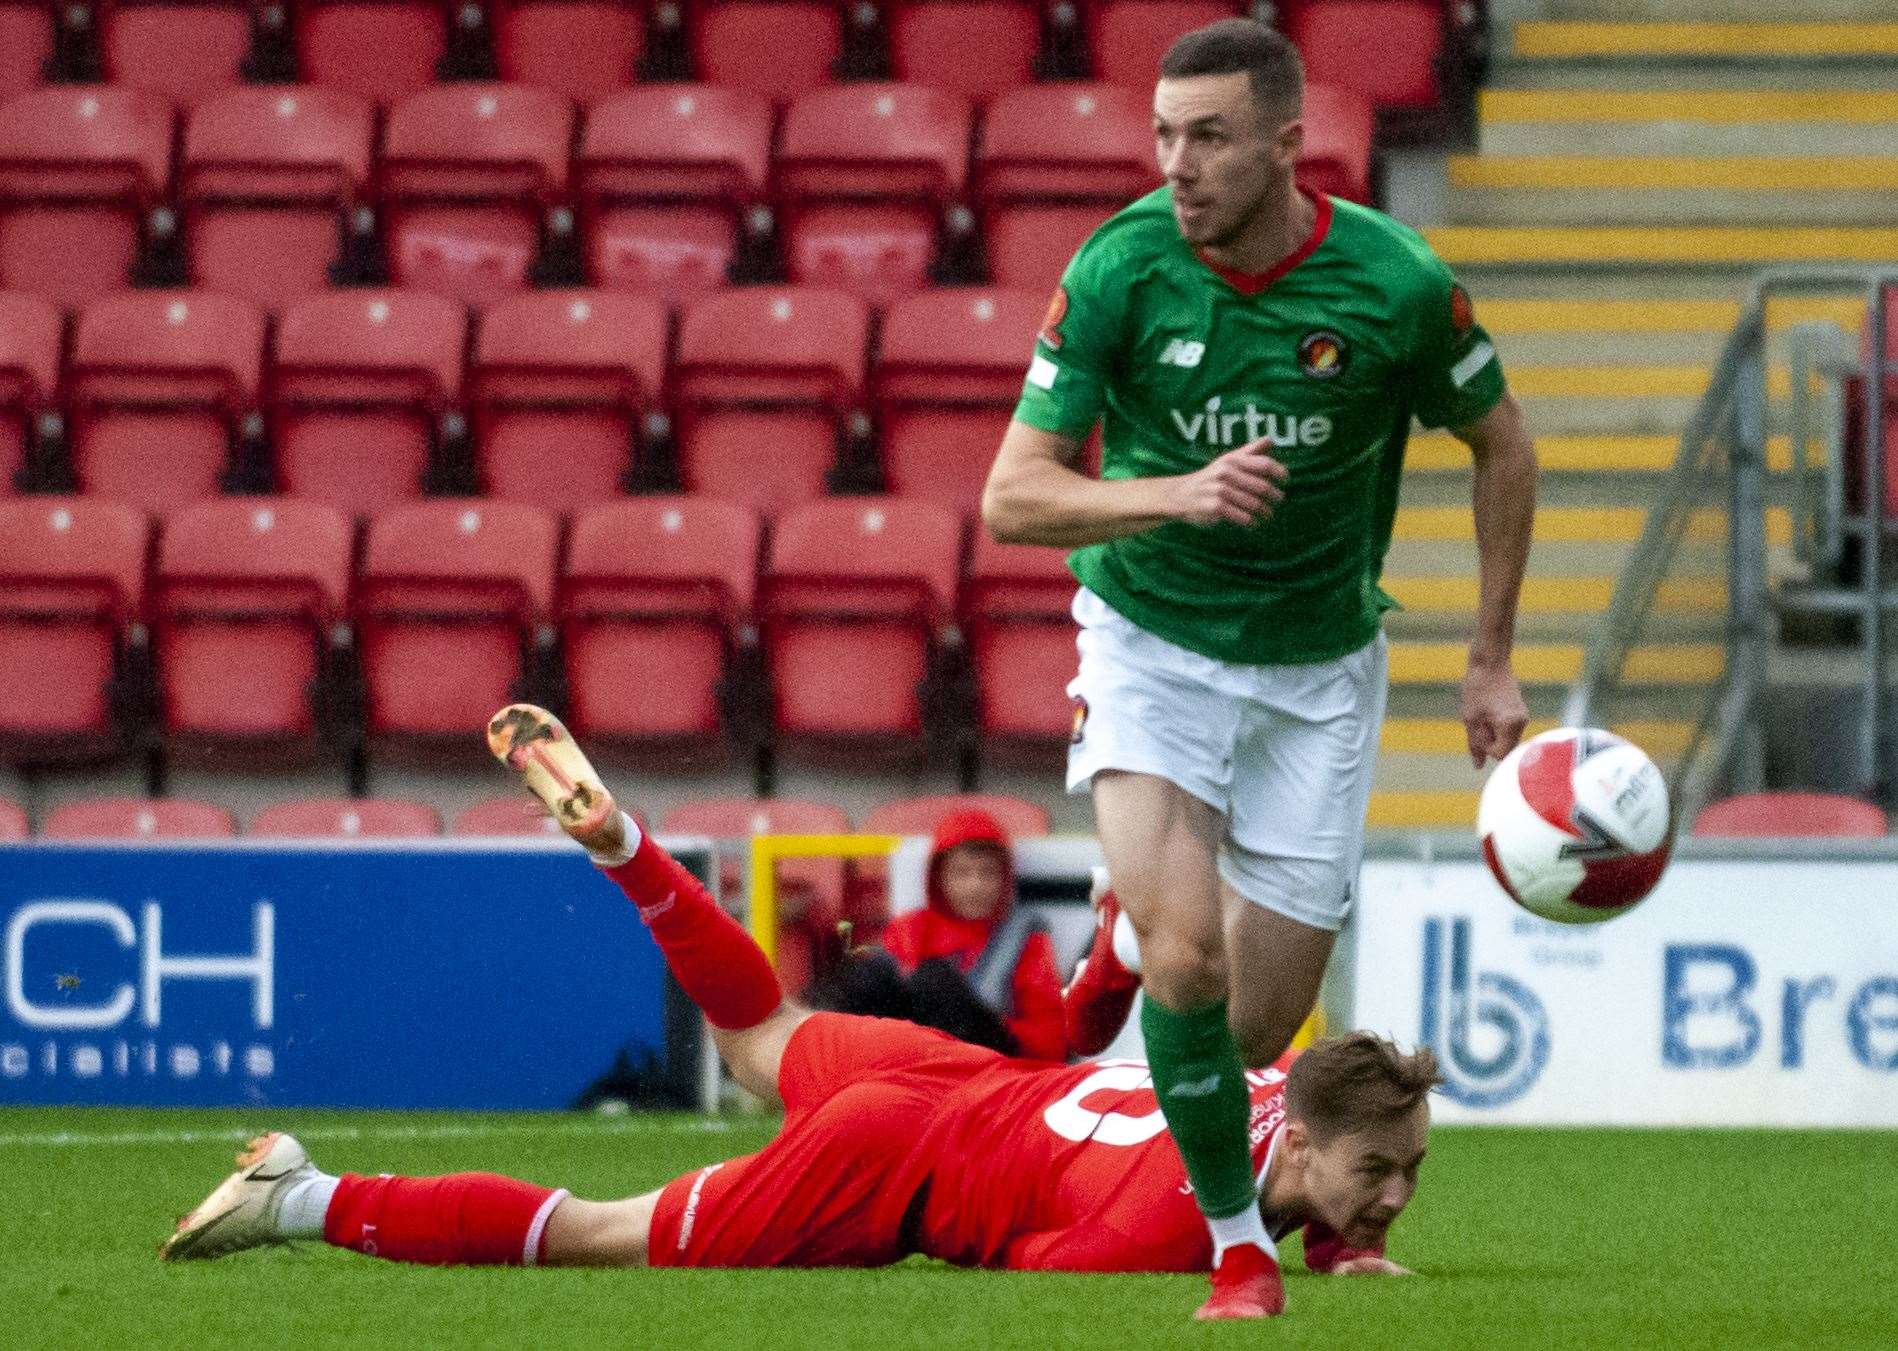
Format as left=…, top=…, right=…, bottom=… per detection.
left=1864, top=280, right=1891, bottom=798
left=1729, top=317, right=1769, bottom=795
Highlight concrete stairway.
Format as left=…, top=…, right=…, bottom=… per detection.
left=1372, top=16, right=1896, bottom=828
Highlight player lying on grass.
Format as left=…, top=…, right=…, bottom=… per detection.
left=161, top=706, right=1432, bottom=1313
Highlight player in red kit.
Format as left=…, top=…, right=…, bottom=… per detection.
left=162, top=706, right=1431, bottom=1302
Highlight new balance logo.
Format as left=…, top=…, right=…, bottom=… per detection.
left=1167, top=1073, right=1223, bottom=1099
left=1158, top=338, right=1206, bottom=368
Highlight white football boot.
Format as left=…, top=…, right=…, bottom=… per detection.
left=160, top=1131, right=317, bottom=1261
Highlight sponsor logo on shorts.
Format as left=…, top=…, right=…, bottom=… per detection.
left=1070, top=695, right=1088, bottom=745
left=1039, top=287, right=1069, bottom=350
left=1297, top=330, right=1347, bottom=379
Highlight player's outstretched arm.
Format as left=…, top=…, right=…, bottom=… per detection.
left=983, top=419, right=1288, bottom=548
left=1455, top=391, right=1536, bottom=767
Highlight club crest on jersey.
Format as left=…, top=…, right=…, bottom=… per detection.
left=1039, top=287, right=1069, bottom=350
left=1070, top=695, right=1088, bottom=745
left=1297, top=330, right=1347, bottom=379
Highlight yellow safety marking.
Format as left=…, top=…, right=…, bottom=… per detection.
left=1449, top=155, right=1898, bottom=191
left=1479, top=89, right=1898, bottom=123
left=1366, top=790, right=1482, bottom=828
left=748, top=834, right=904, bottom=966
left=1406, top=433, right=1794, bottom=472
left=1428, top=225, right=1898, bottom=264
left=1469, top=297, right=1863, bottom=333
left=1514, top=22, right=1898, bottom=59
left=1381, top=717, right=1695, bottom=756
left=1508, top=365, right=1791, bottom=399
left=1382, top=575, right=1726, bottom=612
left=1393, top=505, right=1789, bottom=545
left=1388, top=642, right=1723, bottom=683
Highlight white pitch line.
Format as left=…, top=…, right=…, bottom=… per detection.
left=0, top=1116, right=739, bottom=1149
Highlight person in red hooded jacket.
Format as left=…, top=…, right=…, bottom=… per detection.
left=869, top=808, right=1069, bottom=1062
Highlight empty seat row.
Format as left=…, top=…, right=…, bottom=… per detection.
left=0, top=493, right=1080, bottom=768
left=0, top=79, right=1373, bottom=308
left=3, top=0, right=1464, bottom=119
left=1, top=285, right=1055, bottom=518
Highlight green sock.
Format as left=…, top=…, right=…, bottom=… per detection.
left=1141, top=996, right=1258, bottom=1221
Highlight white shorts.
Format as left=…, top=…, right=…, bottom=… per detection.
left=1065, top=587, right=1388, bottom=931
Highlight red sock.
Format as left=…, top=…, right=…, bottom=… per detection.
left=323, top=1173, right=566, bottom=1266
left=604, top=833, right=782, bottom=1030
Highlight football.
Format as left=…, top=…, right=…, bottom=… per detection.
left=1477, top=727, right=1673, bottom=923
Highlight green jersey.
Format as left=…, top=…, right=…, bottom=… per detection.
left=1012, top=188, right=1506, bottom=665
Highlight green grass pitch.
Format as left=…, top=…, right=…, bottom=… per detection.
left=3, top=1108, right=1895, bottom=1350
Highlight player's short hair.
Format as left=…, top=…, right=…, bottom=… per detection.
left=1158, top=18, right=1304, bottom=120
left=1283, top=1032, right=1441, bottom=1143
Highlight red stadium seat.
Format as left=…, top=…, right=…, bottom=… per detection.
left=1691, top=792, right=1887, bottom=839
left=380, top=84, right=575, bottom=303
left=761, top=496, right=962, bottom=747
left=1086, top=0, right=1241, bottom=90
left=561, top=496, right=762, bottom=746
left=661, top=795, right=852, bottom=993
left=776, top=84, right=973, bottom=306
left=250, top=796, right=443, bottom=837
left=470, top=290, right=668, bottom=509
left=687, top=0, right=841, bottom=105
left=1283, top=0, right=1445, bottom=111
left=356, top=500, right=559, bottom=742
left=0, top=497, right=147, bottom=760
left=297, top=0, right=449, bottom=104
left=99, top=0, right=253, bottom=100
left=874, top=288, right=1041, bottom=514
left=182, top=87, right=377, bottom=312
left=0, top=88, right=172, bottom=308
left=494, top=0, right=645, bottom=98
left=976, top=84, right=1157, bottom=291
left=671, top=288, right=867, bottom=514
left=0, top=797, right=25, bottom=839
left=577, top=85, right=773, bottom=305
left=886, top=0, right=1040, bottom=100
left=1297, top=82, right=1375, bottom=204
left=962, top=531, right=1077, bottom=743
left=43, top=795, right=236, bottom=838
left=271, top=290, right=467, bottom=514
left=153, top=497, right=352, bottom=754
left=0, top=1, right=54, bottom=99
left=861, top=791, right=1051, bottom=838
left=453, top=794, right=570, bottom=836
left=67, top=291, right=266, bottom=514
left=0, top=292, right=61, bottom=496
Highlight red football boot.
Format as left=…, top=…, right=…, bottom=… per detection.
left=1062, top=868, right=1140, bottom=1056
left=1196, top=1242, right=1287, bottom=1320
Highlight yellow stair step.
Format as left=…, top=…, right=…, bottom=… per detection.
left=1513, top=21, right=1898, bottom=59
left=1383, top=575, right=1726, bottom=613
left=1508, top=364, right=1790, bottom=399
left=1407, top=432, right=1794, bottom=473
left=1449, top=156, right=1898, bottom=192
left=1392, top=504, right=1790, bottom=545
left=1367, top=789, right=1481, bottom=829
left=1388, top=642, right=1724, bottom=684
left=1471, top=297, right=1862, bottom=334
left=1479, top=89, right=1898, bottom=124
left=1427, top=225, right=1898, bottom=266
left=1381, top=717, right=1695, bottom=756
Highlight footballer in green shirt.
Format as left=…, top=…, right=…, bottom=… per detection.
left=983, top=18, right=1536, bottom=1323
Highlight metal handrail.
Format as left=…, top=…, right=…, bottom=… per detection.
left=1565, top=266, right=1897, bottom=809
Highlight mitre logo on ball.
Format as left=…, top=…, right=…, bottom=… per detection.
left=1477, top=728, right=1673, bottom=924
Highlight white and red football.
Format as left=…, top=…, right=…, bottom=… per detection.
left=1477, top=727, right=1673, bottom=923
